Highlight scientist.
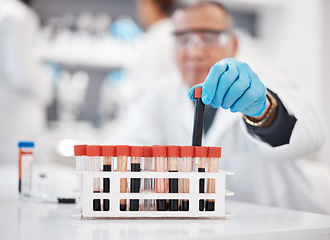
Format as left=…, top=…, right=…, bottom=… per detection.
left=112, top=1, right=329, bottom=213
left=0, top=0, right=52, bottom=162
left=127, top=0, right=177, bottom=92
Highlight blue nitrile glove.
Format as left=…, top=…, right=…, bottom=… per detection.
left=188, top=58, right=267, bottom=117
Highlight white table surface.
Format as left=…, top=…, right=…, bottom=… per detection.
left=1, top=163, right=330, bottom=240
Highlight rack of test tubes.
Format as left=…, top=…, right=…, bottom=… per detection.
left=73, top=145, right=234, bottom=219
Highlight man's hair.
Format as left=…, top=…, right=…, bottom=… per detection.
left=152, top=0, right=177, bottom=16
left=20, top=0, right=34, bottom=6
left=175, top=1, right=234, bottom=28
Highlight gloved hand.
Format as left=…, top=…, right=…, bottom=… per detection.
left=189, top=58, right=267, bottom=117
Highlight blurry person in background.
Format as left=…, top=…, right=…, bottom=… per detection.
left=110, top=1, right=330, bottom=214
left=99, top=0, right=178, bottom=121
left=0, top=0, right=52, bottom=162
left=132, top=0, right=177, bottom=89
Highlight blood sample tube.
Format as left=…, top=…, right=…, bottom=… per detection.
left=74, top=145, right=87, bottom=191
left=192, top=86, right=205, bottom=147
left=143, top=146, right=154, bottom=210
left=18, top=141, right=35, bottom=197
left=130, top=146, right=142, bottom=211
left=101, top=145, right=115, bottom=211
left=87, top=145, right=101, bottom=211
left=167, top=146, right=179, bottom=211
left=180, top=146, right=194, bottom=211
left=206, top=147, right=221, bottom=211
left=195, top=146, right=208, bottom=211
left=152, top=145, right=167, bottom=211
left=116, top=145, right=129, bottom=211
left=74, top=144, right=87, bottom=212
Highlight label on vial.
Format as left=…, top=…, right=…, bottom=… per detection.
left=21, top=154, right=33, bottom=196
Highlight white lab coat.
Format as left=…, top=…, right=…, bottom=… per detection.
left=111, top=64, right=330, bottom=214
left=0, top=0, right=52, bottom=162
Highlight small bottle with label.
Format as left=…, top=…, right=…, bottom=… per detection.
left=18, top=141, right=35, bottom=197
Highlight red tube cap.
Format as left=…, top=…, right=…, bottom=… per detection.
left=87, top=145, right=101, bottom=156
left=101, top=145, right=116, bottom=156
left=116, top=145, right=130, bottom=156
left=152, top=145, right=167, bottom=157
left=143, top=146, right=153, bottom=158
left=208, top=147, right=221, bottom=158
left=74, top=145, right=87, bottom=156
left=130, top=146, right=143, bottom=157
left=180, top=146, right=194, bottom=157
left=194, top=146, right=208, bottom=158
left=194, top=87, right=203, bottom=99
left=167, top=145, right=180, bottom=157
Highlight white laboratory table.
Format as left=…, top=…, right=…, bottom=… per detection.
left=1, top=163, right=330, bottom=240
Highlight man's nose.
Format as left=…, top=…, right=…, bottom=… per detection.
left=187, top=43, right=205, bottom=58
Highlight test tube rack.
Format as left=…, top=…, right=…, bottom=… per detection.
left=76, top=170, right=234, bottom=218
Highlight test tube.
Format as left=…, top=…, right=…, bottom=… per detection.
left=101, top=145, right=115, bottom=211
left=74, top=144, right=87, bottom=212
left=167, top=146, right=179, bottom=211
left=130, top=146, right=143, bottom=211
left=192, top=86, right=205, bottom=147
left=195, top=146, right=208, bottom=211
left=180, top=146, right=194, bottom=211
left=206, top=147, right=221, bottom=211
left=74, top=145, right=87, bottom=190
left=116, top=145, right=129, bottom=211
left=143, top=146, right=154, bottom=211
left=152, top=145, right=167, bottom=211
left=87, top=145, right=101, bottom=211
left=18, top=141, right=35, bottom=197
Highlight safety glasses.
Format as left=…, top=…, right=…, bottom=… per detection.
left=173, top=29, right=232, bottom=50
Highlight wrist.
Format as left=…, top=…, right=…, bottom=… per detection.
left=253, top=97, right=271, bottom=121
left=243, top=90, right=278, bottom=128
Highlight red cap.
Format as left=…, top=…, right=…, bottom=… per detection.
left=87, top=145, right=101, bottom=156
left=130, top=146, right=143, bottom=157
left=74, top=145, right=87, bottom=156
left=208, top=147, right=221, bottom=158
left=180, top=146, right=194, bottom=157
left=143, top=146, right=153, bottom=158
left=116, top=145, right=130, bottom=156
left=152, top=145, right=167, bottom=157
left=194, top=87, right=202, bottom=99
left=101, top=145, right=116, bottom=156
left=194, top=146, right=208, bottom=158
left=167, top=145, right=180, bottom=157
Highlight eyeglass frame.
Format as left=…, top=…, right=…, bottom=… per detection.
left=172, top=28, right=234, bottom=50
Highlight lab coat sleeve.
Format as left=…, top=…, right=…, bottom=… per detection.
left=0, top=12, right=52, bottom=105
left=244, top=90, right=297, bottom=147
left=239, top=72, right=326, bottom=162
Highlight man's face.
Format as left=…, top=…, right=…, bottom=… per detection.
left=173, top=5, right=238, bottom=87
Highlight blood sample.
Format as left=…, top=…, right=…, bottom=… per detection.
left=116, top=145, right=129, bottom=211
left=152, top=145, right=167, bottom=211
left=130, top=146, right=142, bottom=211
left=192, top=86, right=205, bottom=147
left=87, top=145, right=101, bottom=211
left=206, top=147, right=221, bottom=211
left=101, top=145, right=115, bottom=211
left=195, top=146, right=208, bottom=211
left=18, top=141, right=34, bottom=197
left=180, top=146, right=194, bottom=211
left=167, top=146, right=179, bottom=211
left=143, top=146, right=154, bottom=211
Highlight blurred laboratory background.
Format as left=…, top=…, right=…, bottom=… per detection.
left=1, top=0, right=330, bottom=166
